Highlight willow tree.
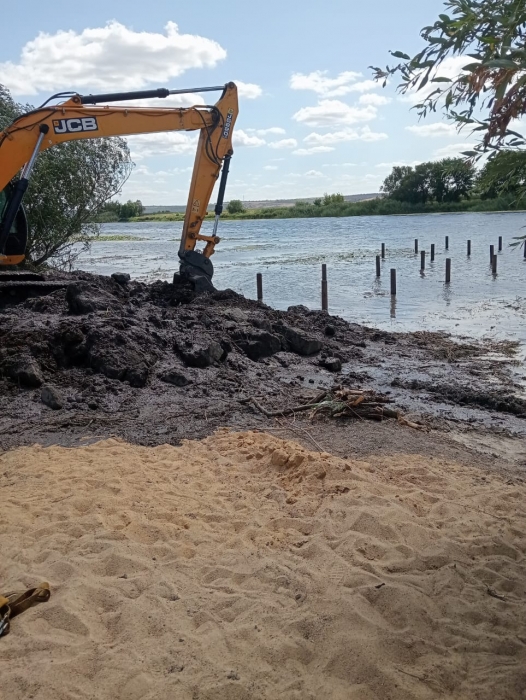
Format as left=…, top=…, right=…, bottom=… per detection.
left=0, top=84, right=133, bottom=268
left=371, top=0, right=526, bottom=154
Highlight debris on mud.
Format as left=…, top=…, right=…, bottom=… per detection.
left=246, top=386, right=426, bottom=426
left=0, top=271, right=523, bottom=451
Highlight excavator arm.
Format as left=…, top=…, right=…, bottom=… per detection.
left=0, top=82, right=238, bottom=290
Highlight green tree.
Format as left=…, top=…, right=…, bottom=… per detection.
left=0, top=84, right=133, bottom=268
left=381, top=158, right=475, bottom=204
left=430, top=158, right=475, bottom=202
left=118, top=199, right=144, bottom=220
left=382, top=164, right=432, bottom=204
left=476, top=150, right=526, bottom=201
left=323, top=192, right=345, bottom=205
left=227, top=199, right=245, bottom=214
left=371, top=0, right=526, bottom=154
left=380, top=166, right=414, bottom=197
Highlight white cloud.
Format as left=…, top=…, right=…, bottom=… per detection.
left=304, top=126, right=387, bottom=145
left=401, top=56, right=470, bottom=105
left=247, top=127, right=286, bottom=135
left=304, top=170, right=325, bottom=178
left=264, top=165, right=279, bottom=170
left=235, top=80, right=263, bottom=99
left=293, top=99, right=377, bottom=127
left=290, top=70, right=380, bottom=97
left=127, top=132, right=198, bottom=159
left=406, top=123, right=458, bottom=138
left=293, top=146, right=335, bottom=156
left=358, top=93, right=391, bottom=106
left=118, top=92, right=206, bottom=108
left=268, top=138, right=298, bottom=149
left=433, top=142, right=475, bottom=159
left=375, top=160, right=421, bottom=169
left=1, top=21, right=226, bottom=95
left=346, top=80, right=380, bottom=93
left=234, top=129, right=266, bottom=147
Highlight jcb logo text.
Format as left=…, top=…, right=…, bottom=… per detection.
left=53, top=117, right=99, bottom=134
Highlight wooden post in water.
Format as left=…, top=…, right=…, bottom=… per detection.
left=381, top=243, right=385, bottom=259
left=445, top=236, right=449, bottom=250
left=321, top=264, right=328, bottom=311
left=414, top=239, right=418, bottom=254
left=492, top=254, right=498, bottom=275
left=445, top=258, right=451, bottom=284
left=490, top=244, right=494, bottom=263
left=376, top=255, right=381, bottom=277
left=498, top=236, right=503, bottom=252
left=421, top=250, right=426, bottom=271
left=256, top=273, right=263, bottom=302
left=390, top=269, right=397, bottom=296
left=467, top=240, right=471, bottom=256
left=524, top=242, right=526, bottom=260
left=430, top=243, right=435, bottom=262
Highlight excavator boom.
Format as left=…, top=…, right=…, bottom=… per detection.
left=0, top=82, right=238, bottom=290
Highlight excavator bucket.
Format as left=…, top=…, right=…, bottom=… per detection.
left=0, top=185, right=28, bottom=264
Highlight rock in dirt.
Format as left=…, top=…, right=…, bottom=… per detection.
left=127, top=365, right=149, bottom=388
left=111, top=273, right=131, bottom=285
left=281, top=325, right=322, bottom=356
left=287, top=305, right=310, bottom=315
left=41, top=385, right=64, bottom=410
left=2, top=355, right=43, bottom=388
left=177, top=341, right=225, bottom=368
left=233, top=329, right=282, bottom=361
left=159, top=368, right=191, bottom=387
left=324, top=357, right=342, bottom=373
left=66, top=283, right=118, bottom=315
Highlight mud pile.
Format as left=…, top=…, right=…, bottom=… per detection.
left=0, top=271, right=523, bottom=450
left=0, top=272, right=360, bottom=391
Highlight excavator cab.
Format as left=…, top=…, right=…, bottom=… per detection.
left=0, top=184, right=28, bottom=263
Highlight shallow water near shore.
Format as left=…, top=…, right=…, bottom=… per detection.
left=76, top=212, right=526, bottom=348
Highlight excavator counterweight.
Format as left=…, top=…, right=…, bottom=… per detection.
left=0, top=82, right=239, bottom=292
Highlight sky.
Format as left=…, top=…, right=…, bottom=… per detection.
left=1, top=0, right=478, bottom=205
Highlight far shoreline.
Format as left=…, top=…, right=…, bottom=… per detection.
left=115, top=207, right=526, bottom=224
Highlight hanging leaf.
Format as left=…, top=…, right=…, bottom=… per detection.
left=483, top=58, right=518, bottom=69
left=390, top=51, right=411, bottom=60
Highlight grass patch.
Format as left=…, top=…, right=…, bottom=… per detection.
left=129, top=195, right=525, bottom=223
left=95, top=234, right=148, bottom=241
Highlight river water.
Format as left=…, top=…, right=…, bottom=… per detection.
left=76, top=212, right=526, bottom=346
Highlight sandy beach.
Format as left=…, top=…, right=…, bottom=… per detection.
left=2, top=429, right=525, bottom=699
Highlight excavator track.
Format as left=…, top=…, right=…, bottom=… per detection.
left=0, top=271, right=69, bottom=304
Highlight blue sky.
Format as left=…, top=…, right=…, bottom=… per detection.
left=1, top=0, right=475, bottom=204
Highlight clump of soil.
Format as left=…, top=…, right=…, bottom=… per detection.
left=0, top=271, right=523, bottom=451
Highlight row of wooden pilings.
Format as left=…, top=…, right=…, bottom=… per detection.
left=255, top=234, right=516, bottom=311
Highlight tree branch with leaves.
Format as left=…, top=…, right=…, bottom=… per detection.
left=371, top=0, right=526, bottom=155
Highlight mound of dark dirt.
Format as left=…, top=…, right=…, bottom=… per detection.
left=0, top=271, right=523, bottom=450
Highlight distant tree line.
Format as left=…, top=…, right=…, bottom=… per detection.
left=96, top=199, right=145, bottom=222
left=381, top=153, right=526, bottom=206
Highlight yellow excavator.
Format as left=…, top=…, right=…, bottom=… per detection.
left=0, top=82, right=238, bottom=291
